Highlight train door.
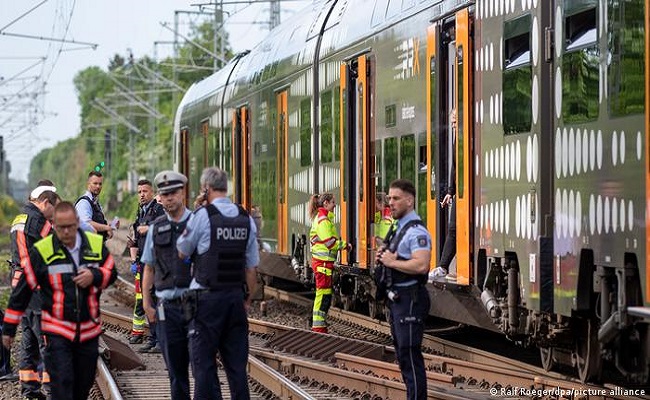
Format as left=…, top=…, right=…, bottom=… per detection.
left=429, top=9, right=473, bottom=286
left=276, top=91, right=289, bottom=255
left=232, top=106, right=251, bottom=210
left=339, top=55, right=374, bottom=267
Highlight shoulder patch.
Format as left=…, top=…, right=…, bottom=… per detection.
left=12, top=214, right=27, bottom=226
left=416, top=235, right=429, bottom=248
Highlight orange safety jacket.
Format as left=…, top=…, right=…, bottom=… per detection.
left=3, top=230, right=117, bottom=342
left=10, top=204, right=51, bottom=291
left=309, top=207, right=346, bottom=262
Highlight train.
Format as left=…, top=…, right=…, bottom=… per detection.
left=173, top=0, right=649, bottom=384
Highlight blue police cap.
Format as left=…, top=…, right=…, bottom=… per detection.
left=154, top=170, right=187, bottom=194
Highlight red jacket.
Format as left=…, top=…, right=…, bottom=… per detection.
left=3, top=230, right=117, bottom=342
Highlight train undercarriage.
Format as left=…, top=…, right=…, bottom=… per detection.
left=270, top=239, right=650, bottom=384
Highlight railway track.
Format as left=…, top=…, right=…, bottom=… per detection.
left=101, top=254, right=648, bottom=399
left=262, top=286, right=650, bottom=400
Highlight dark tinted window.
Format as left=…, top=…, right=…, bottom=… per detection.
left=562, top=5, right=599, bottom=123
left=300, top=99, right=311, bottom=166
left=503, top=14, right=532, bottom=134
left=608, top=0, right=645, bottom=116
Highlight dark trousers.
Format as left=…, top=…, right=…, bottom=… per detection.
left=43, top=335, right=99, bottom=400
left=158, top=300, right=190, bottom=400
left=189, top=289, right=249, bottom=400
left=0, top=311, right=12, bottom=376
left=388, top=285, right=430, bottom=400
left=439, top=201, right=456, bottom=269
left=19, top=310, right=48, bottom=397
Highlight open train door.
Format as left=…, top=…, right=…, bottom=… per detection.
left=454, top=8, right=473, bottom=285
left=339, top=55, right=374, bottom=269
left=276, top=91, right=289, bottom=255
left=232, top=106, right=251, bottom=210
left=429, top=9, right=473, bottom=286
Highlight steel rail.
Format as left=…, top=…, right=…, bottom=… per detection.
left=95, top=358, right=123, bottom=400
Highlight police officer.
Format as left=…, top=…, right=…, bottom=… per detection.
left=9, top=183, right=60, bottom=399
left=376, top=179, right=431, bottom=400
left=3, top=202, right=118, bottom=400
left=75, top=171, right=116, bottom=239
left=177, top=167, right=259, bottom=400
left=140, top=171, right=192, bottom=400
left=128, top=179, right=165, bottom=350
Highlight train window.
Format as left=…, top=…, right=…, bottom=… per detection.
left=400, top=134, right=416, bottom=183
left=321, top=90, right=333, bottom=163
left=385, top=137, right=398, bottom=186
left=503, top=14, right=532, bottom=135
left=300, top=98, right=311, bottom=167
left=608, top=0, right=645, bottom=117
left=562, top=3, right=599, bottom=123
left=385, top=105, right=396, bottom=127
left=333, top=86, right=341, bottom=162
left=371, top=0, right=388, bottom=27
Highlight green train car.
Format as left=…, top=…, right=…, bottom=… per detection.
left=174, top=0, right=649, bottom=383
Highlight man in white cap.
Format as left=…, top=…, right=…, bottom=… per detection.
left=7, top=180, right=60, bottom=399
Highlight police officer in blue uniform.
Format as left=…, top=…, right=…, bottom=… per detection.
left=376, top=179, right=431, bottom=400
left=140, top=171, right=192, bottom=400
left=177, top=167, right=259, bottom=400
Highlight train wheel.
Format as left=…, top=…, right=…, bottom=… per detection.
left=575, top=318, right=602, bottom=382
left=540, top=346, right=555, bottom=372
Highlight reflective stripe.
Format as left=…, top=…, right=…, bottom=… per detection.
left=99, top=254, right=115, bottom=289
left=19, top=370, right=40, bottom=382
left=316, top=266, right=332, bottom=276
left=10, top=223, right=25, bottom=233
left=40, top=221, right=51, bottom=238
left=17, top=231, right=37, bottom=289
left=41, top=371, right=50, bottom=383
left=41, top=311, right=102, bottom=342
left=11, top=270, right=22, bottom=288
left=48, top=263, right=74, bottom=275
left=4, top=308, right=22, bottom=324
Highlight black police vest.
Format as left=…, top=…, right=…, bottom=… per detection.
left=75, top=196, right=108, bottom=238
left=24, top=203, right=48, bottom=243
left=151, top=215, right=191, bottom=291
left=135, top=200, right=165, bottom=253
left=385, top=219, right=428, bottom=285
left=194, top=204, right=250, bottom=289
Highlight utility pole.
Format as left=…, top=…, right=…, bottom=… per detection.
left=269, top=0, right=281, bottom=29
left=214, top=1, right=223, bottom=71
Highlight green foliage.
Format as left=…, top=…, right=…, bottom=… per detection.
left=29, top=21, right=226, bottom=212
left=0, top=194, right=21, bottom=228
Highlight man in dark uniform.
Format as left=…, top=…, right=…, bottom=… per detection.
left=128, top=179, right=165, bottom=350
left=75, top=171, right=117, bottom=239
left=177, top=167, right=259, bottom=400
left=141, top=171, right=192, bottom=400
left=9, top=184, right=60, bottom=399
left=376, top=179, right=431, bottom=400
left=3, top=202, right=117, bottom=400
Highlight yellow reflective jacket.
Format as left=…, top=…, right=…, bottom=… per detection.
left=374, top=207, right=394, bottom=241
left=309, top=208, right=346, bottom=261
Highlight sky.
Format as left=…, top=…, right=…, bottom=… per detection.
left=0, top=0, right=311, bottom=181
